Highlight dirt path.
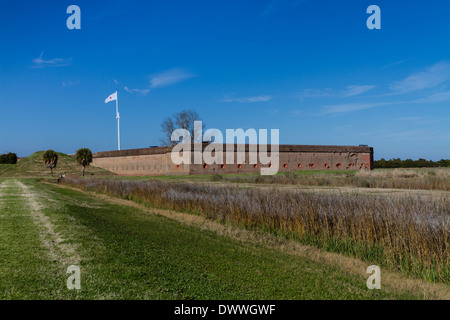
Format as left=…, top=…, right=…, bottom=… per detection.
left=0, top=181, right=5, bottom=212
left=50, top=181, right=450, bottom=300
left=16, top=180, right=81, bottom=267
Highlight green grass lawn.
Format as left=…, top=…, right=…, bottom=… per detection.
left=0, top=178, right=418, bottom=300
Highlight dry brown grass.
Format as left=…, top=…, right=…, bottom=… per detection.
left=62, top=178, right=450, bottom=284
left=222, top=168, right=450, bottom=191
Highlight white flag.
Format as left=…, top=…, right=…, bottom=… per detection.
left=105, top=92, right=117, bottom=104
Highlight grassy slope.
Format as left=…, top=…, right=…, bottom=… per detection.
left=0, top=151, right=113, bottom=177
left=0, top=178, right=417, bottom=300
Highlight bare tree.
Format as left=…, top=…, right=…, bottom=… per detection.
left=160, top=110, right=204, bottom=146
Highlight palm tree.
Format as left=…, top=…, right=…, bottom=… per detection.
left=76, top=148, right=93, bottom=177
left=42, top=150, right=58, bottom=177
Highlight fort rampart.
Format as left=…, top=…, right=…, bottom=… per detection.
left=91, top=144, right=374, bottom=176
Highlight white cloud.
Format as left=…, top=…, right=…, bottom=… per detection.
left=124, top=86, right=150, bottom=95
left=222, top=95, right=272, bottom=103
left=343, top=85, right=376, bottom=97
left=389, top=61, right=450, bottom=94
left=150, top=69, right=195, bottom=89
left=321, top=102, right=393, bottom=114
left=62, top=81, right=80, bottom=87
left=301, top=85, right=375, bottom=98
left=300, top=88, right=333, bottom=98
left=414, top=90, right=450, bottom=103
left=123, top=68, right=195, bottom=96
left=32, top=52, right=72, bottom=68
left=381, top=59, right=410, bottom=69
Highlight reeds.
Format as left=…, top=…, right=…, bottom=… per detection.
left=62, top=178, right=450, bottom=283
left=222, top=168, right=450, bottom=191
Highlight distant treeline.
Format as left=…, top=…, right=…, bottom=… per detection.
left=375, top=158, right=450, bottom=169
left=0, top=153, right=18, bottom=164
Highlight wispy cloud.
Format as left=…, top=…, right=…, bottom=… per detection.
left=413, top=90, right=450, bottom=103
left=123, top=68, right=195, bottom=96
left=263, top=0, right=307, bottom=15
left=389, top=61, right=450, bottom=94
left=301, top=85, right=375, bottom=98
left=32, top=52, right=72, bottom=68
left=124, top=86, right=150, bottom=95
left=222, top=95, right=272, bottom=103
left=381, top=59, right=410, bottom=69
left=150, top=69, right=195, bottom=89
left=394, top=116, right=440, bottom=125
left=343, top=85, right=376, bottom=97
left=62, top=81, right=80, bottom=87
left=300, top=88, right=333, bottom=98
left=321, top=102, right=394, bottom=115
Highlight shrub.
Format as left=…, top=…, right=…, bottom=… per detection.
left=0, top=153, right=18, bottom=164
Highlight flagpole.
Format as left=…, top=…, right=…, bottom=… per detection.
left=116, top=89, right=121, bottom=151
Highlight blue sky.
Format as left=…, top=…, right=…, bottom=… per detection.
left=1, top=0, right=449, bottom=160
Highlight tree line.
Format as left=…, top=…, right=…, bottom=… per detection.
left=374, top=158, right=450, bottom=169
left=42, top=148, right=93, bottom=177
left=0, top=153, right=18, bottom=164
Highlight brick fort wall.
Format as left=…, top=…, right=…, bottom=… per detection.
left=91, top=144, right=374, bottom=176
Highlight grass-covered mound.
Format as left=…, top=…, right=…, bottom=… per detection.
left=0, top=151, right=114, bottom=177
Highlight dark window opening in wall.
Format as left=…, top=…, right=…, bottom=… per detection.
left=175, top=165, right=180, bottom=170
left=237, top=164, right=243, bottom=169
left=309, top=163, right=316, bottom=168
left=360, top=163, right=365, bottom=167
left=203, top=164, right=209, bottom=169
left=336, top=163, right=342, bottom=168
left=253, top=164, right=258, bottom=169
left=268, top=163, right=272, bottom=168
left=220, top=164, right=226, bottom=169
left=324, top=163, right=330, bottom=169
left=349, top=163, right=354, bottom=168
left=283, top=164, right=288, bottom=169
left=298, top=163, right=302, bottom=168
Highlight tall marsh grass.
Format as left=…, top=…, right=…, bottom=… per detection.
left=63, top=178, right=450, bottom=283
left=222, top=168, right=450, bottom=191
